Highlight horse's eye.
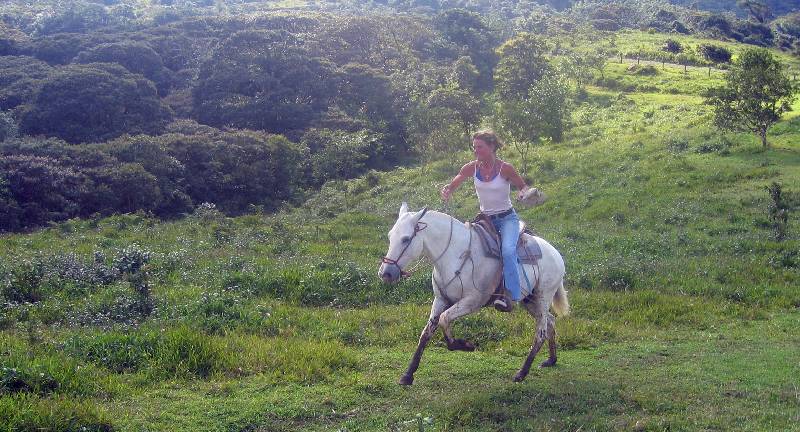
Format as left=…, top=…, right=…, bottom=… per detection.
left=401, top=237, right=410, bottom=244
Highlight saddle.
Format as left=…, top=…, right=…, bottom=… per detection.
left=468, top=213, right=542, bottom=311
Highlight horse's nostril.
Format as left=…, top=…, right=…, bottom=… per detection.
left=383, top=272, right=391, bottom=278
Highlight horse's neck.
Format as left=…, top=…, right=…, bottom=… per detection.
left=421, top=212, right=472, bottom=270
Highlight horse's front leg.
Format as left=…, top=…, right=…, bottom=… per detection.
left=399, top=296, right=448, bottom=386
left=439, top=297, right=483, bottom=352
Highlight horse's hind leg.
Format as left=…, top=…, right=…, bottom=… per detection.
left=439, top=298, right=483, bottom=352
left=513, top=303, right=549, bottom=382
left=399, top=297, right=448, bottom=386
left=539, top=312, right=557, bottom=368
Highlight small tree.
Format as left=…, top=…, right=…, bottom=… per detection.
left=426, top=85, right=481, bottom=145
left=494, top=73, right=569, bottom=175
left=494, top=33, right=550, bottom=100
left=585, top=49, right=608, bottom=80
left=704, top=48, right=797, bottom=148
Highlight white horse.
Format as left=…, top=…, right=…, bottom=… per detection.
left=378, top=202, right=569, bottom=385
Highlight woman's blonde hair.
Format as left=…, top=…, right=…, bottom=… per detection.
left=471, top=129, right=503, bottom=153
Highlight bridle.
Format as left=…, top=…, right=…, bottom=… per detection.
left=381, top=207, right=429, bottom=278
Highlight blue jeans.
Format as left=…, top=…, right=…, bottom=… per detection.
left=491, top=209, right=522, bottom=301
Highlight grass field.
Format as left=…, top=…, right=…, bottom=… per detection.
left=1, top=30, right=799, bottom=431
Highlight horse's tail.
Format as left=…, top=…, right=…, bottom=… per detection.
left=551, top=280, right=570, bottom=317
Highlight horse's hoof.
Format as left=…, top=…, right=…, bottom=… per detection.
left=398, top=374, right=414, bottom=386
left=447, top=339, right=475, bottom=352
left=539, top=358, right=557, bottom=368
left=512, top=371, right=527, bottom=382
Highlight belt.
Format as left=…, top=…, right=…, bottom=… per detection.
left=489, top=208, right=514, bottom=220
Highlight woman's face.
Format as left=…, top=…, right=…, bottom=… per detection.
left=472, top=138, right=495, bottom=160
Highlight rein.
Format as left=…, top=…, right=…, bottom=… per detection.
left=381, top=208, right=430, bottom=277
left=380, top=202, right=456, bottom=278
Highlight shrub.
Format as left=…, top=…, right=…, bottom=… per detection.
left=18, top=63, right=172, bottom=144
left=662, top=39, right=683, bottom=53
left=698, top=44, right=732, bottom=64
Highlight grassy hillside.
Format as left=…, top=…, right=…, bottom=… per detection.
left=1, top=32, right=799, bottom=431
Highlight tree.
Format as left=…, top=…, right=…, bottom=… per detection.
left=0, top=154, right=89, bottom=229
left=74, top=41, right=173, bottom=95
left=494, top=73, right=570, bottom=175
left=18, top=63, right=172, bottom=144
left=705, top=48, right=797, bottom=148
left=0, top=111, right=19, bottom=142
left=32, top=1, right=117, bottom=36
left=0, top=173, right=23, bottom=232
left=26, top=32, right=116, bottom=65
left=425, top=85, right=481, bottom=146
left=737, top=0, right=771, bottom=24
left=698, top=44, right=732, bottom=76
left=163, top=128, right=308, bottom=213
left=0, top=56, right=53, bottom=111
left=192, top=30, right=335, bottom=134
left=698, top=45, right=732, bottom=64
left=0, top=23, right=26, bottom=56
left=559, top=52, right=592, bottom=89
left=303, top=129, right=377, bottom=184
left=494, top=33, right=551, bottom=100
left=434, top=9, right=500, bottom=92
left=585, top=50, right=608, bottom=81
left=449, top=56, right=480, bottom=95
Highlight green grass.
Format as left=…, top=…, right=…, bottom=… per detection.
left=1, top=29, right=799, bottom=431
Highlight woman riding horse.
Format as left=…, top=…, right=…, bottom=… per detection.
left=440, top=129, right=533, bottom=311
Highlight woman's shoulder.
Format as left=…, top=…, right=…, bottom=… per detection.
left=459, top=160, right=478, bottom=175
left=498, top=159, right=517, bottom=174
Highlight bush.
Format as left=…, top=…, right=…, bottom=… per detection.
left=0, top=366, right=58, bottom=395
left=631, top=64, right=658, bottom=76
left=18, top=63, right=172, bottom=144
left=662, top=39, right=683, bottom=53
left=304, top=129, right=380, bottom=185
left=0, top=154, right=89, bottom=230
left=698, top=44, right=732, bottom=64
left=591, top=18, right=621, bottom=31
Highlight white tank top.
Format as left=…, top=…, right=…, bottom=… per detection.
left=473, top=161, right=513, bottom=215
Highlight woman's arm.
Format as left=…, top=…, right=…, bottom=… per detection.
left=500, top=162, right=531, bottom=199
left=441, top=161, right=476, bottom=201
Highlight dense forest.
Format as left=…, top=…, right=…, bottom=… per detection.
left=1, top=0, right=799, bottom=232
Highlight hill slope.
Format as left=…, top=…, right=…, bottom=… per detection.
left=1, top=31, right=799, bottom=431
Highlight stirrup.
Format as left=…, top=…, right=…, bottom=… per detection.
left=493, top=297, right=513, bottom=312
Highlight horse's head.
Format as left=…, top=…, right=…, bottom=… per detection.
left=378, top=202, right=429, bottom=283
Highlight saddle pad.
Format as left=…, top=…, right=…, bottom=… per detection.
left=473, top=223, right=543, bottom=264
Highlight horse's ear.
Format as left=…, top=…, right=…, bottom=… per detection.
left=399, top=202, right=409, bottom=215
left=417, top=207, right=429, bottom=220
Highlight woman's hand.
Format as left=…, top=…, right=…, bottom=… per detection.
left=440, top=184, right=452, bottom=202
left=516, top=186, right=530, bottom=201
